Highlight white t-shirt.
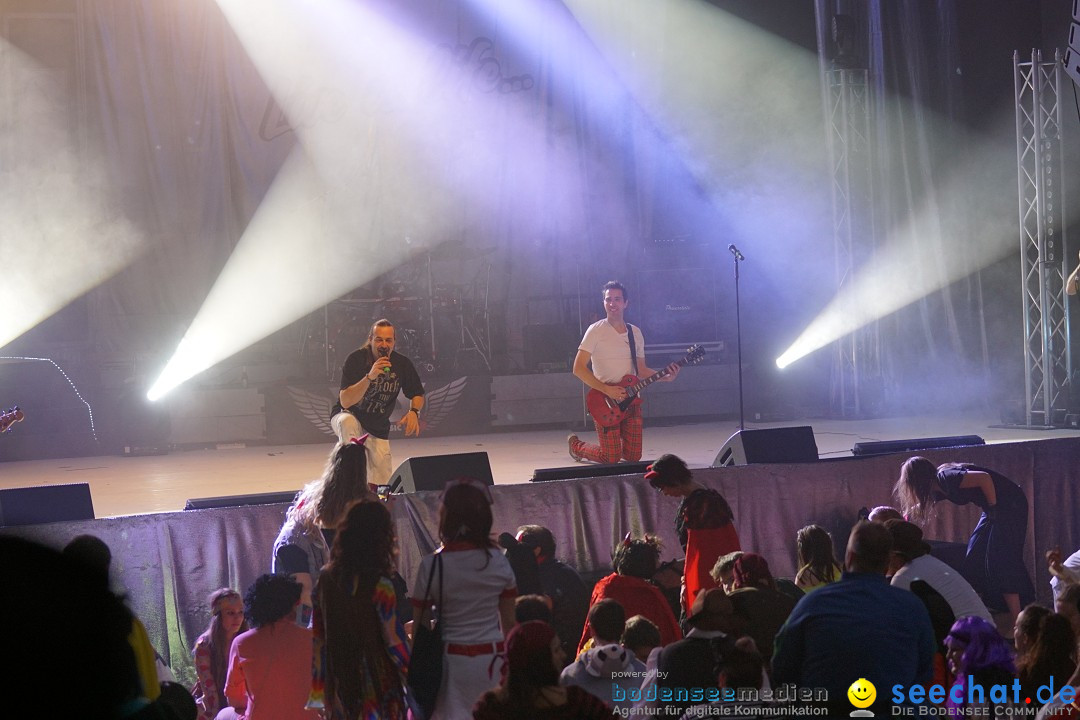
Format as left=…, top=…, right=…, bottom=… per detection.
left=579, top=319, right=645, bottom=384
left=891, top=554, right=993, bottom=623
left=412, top=548, right=516, bottom=644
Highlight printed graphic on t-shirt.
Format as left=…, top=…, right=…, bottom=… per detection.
left=361, top=371, right=400, bottom=417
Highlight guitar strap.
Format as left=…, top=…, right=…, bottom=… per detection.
left=626, top=323, right=638, bottom=375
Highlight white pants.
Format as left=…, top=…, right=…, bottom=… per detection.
left=330, top=411, right=394, bottom=487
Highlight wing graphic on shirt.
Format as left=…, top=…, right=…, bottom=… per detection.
left=287, top=386, right=337, bottom=435
left=419, top=377, right=468, bottom=432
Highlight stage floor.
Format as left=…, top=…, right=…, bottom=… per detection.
left=2, top=411, right=1078, bottom=518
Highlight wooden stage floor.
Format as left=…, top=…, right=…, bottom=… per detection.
left=2, top=410, right=1077, bottom=519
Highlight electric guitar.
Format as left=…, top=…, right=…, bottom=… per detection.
left=0, top=406, right=25, bottom=434
left=586, top=345, right=705, bottom=428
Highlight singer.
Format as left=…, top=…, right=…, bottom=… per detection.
left=331, top=318, right=425, bottom=486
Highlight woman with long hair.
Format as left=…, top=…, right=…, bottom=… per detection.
left=192, top=588, right=248, bottom=720
left=1014, top=604, right=1052, bottom=664
left=412, top=479, right=517, bottom=720
left=794, top=525, right=842, bottom=593
left=272, top=439, right=375, bottom=613
left=1017, top=611, right=1077, bottom=704
left=472, top=621, right=616, bottom=720
left=646, top=453, right=740, bottom=615
left=895, top=456, right=1035, bottom=621
left=310, top=500, right=410, bottom=720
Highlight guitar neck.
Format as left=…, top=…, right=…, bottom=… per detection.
left=627, top=358, right=687, bottom=396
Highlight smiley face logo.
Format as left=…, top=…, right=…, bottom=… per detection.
left=847, top=678, right=876, bottom=709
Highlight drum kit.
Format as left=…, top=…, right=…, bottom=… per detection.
left=300, top=242, right=495, bottom=379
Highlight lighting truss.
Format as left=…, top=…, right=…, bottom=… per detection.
left=1013, top=49, right=1072, bottom=428
left=822, top=65, right=882, bottom=417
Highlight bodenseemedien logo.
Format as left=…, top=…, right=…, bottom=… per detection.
left=848, top=678, right=876, bottom=717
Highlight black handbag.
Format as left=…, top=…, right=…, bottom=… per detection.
left=407, top=551, right=444, bottom=720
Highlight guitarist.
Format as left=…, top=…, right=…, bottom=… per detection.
left=568, top=281, right=680, bottom=463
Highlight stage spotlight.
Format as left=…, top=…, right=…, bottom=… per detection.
left=1, top=41, right=142, bottom=350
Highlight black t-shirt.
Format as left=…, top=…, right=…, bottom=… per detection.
left=332, top=347, right=424, bottom=439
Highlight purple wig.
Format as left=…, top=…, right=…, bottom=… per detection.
left=945, top=616, right=1016, bottom=677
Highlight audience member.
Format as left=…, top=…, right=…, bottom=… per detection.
left=646, top=454, right=740, bottom=615
left=473, top=621, right=616, bottom=719
left=515, top=594, right=555, bottom=626
left=1047, top=547, right=1080, bottom=602
left=1016, top=612, right=1076, bottom=705
left=578, top=535, right=682, bottom=653
left=1056, top=584, right=1080, bottom=638
left=621, top=615, right=661, bottom=665
left=944, top=616, right=1018, bottom=715
left=885, top=519, right=993, bottom=622
left=896, top=457, right=1035, bottom=621
left=868, top=506, right=904, bottom=523
left=1034, top=664, right=1080, bottom=720
left=63, top=533, right=166, bottom=702
left=497, top=532, right=543, bottom=596
left=1014, top=604, right=1052, bottom=662
left=515, top=524, right=590, bottom=658
left=272, top=439, right=375, bottom=614
left=727, top=553, right=796, bottom=665
left=192, top=589, right=248, bottom=720
left=772, top=521, right=936, bottom=716
left=679, top=637, right=766, bottom=720
left=310, top=500, right=410, bottom=719
left=650, top=588, right=742, bottom=717
left=710, top=551, right=745, bottom=594
left=412, top=479, right=517, bottom=720
left=560, top=599, right=644, bottom=710
left=794, top=525, right=842, bottom=593
left=218, top=574, right=318, bottom=720
left=1, top=536, right=155, bottom=719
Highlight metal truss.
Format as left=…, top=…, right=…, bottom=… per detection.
left=823, top=67, right=882, bottom=417
left=1014, top=50, right=1072, bottom=427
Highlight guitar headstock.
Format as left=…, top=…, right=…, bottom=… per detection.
left=685, top=344, right=706, bottom=365
left=0, top=405, right=25, bottom=434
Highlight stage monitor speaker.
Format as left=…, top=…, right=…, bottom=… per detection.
left=0, top=483, right=95, bottom=527
left=184, top=490, right=298, bottom=510
left=530, top=460, right=652, bottom=483
left=851, top=435, right=985, bottom=457
left=712, top=426, right=818, bottom=467
left=388, top=452, right=494, bottom=494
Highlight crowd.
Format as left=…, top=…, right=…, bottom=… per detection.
left=4, top=447, right=1079, bottom=720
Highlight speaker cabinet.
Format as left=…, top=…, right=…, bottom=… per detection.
left=635, top=269, right=718, bottom=345
left=712, top=426, right=818, bottom=466
left=388, top=452, right=494, bottom=493
left=530, top=460, right=651, bottom=483
left=523, top=324, right=577, bottom=371
left=851, top=435, right=985, bottom=457
left=184, top=490, right=298, bottom=510
left=0, top=483, right=95, bottom=527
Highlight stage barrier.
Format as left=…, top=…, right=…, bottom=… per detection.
left=3, top=436, right=1077, bottom=687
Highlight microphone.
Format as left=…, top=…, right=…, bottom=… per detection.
left=379, top=346, right=391, bottom=373
left=728, top=244, right=745, bottom=261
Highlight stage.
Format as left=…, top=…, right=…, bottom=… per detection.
left=1, top=411, right=1078, bottom=517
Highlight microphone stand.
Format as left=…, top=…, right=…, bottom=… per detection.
left=731, top=247, right=745, bottom=431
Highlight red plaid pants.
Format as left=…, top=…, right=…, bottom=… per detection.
left=574, top=401, right=643, bottom=463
